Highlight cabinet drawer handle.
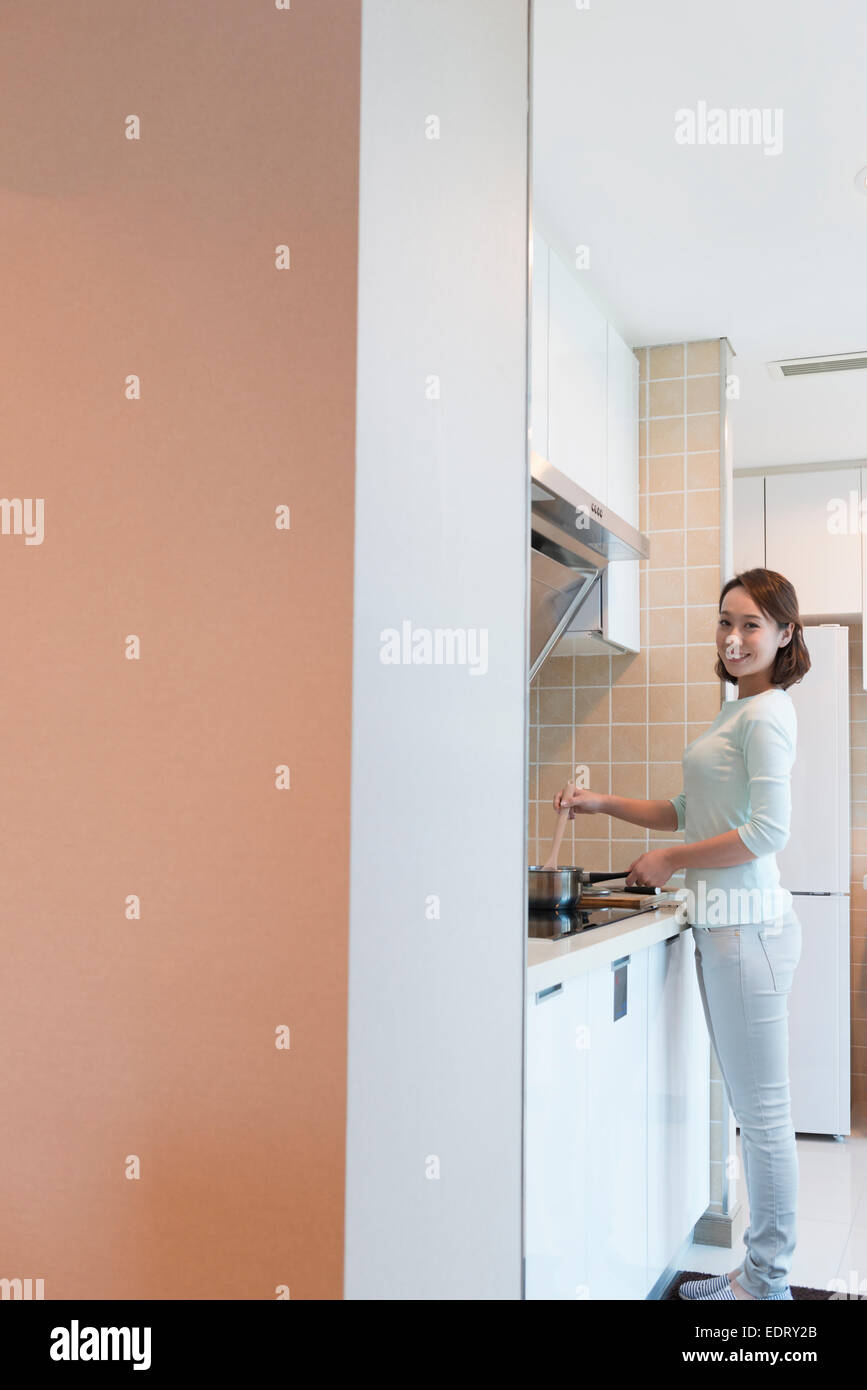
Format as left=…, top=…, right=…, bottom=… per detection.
left=535, top=983, right=563, bottom=1004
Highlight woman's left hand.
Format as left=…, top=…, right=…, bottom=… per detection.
left=624, top=848, right=676, bottom=889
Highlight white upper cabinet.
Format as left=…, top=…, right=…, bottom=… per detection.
left=531, top=237, right=641, bottom=654
left=606, top=325, right=639, bottom=526
left=546, top=249, right=608, bottom=500
left=605, top=325, right=641, bottom=652
left=530, top=233, right=549, bottom=460
left=732, top=474, right=765, bottom=573
left=764, top=467, right=861, bottom=616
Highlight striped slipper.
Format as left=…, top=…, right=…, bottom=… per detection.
left=678, top=1273, right=735, bottom=1300
left=678, top=1273, right=794, bottom=1300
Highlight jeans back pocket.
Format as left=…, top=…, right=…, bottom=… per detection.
left=757, top=918, right=802, bottom=995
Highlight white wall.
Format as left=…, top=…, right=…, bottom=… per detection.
left=345, top=0, right=530, bottom=1298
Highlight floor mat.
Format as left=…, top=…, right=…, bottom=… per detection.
left=667, top=1271, right=865, bottom=1300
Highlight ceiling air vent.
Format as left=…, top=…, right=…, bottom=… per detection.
left=767, top=351, right=867, bottom=380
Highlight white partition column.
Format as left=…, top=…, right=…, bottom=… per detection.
left=344, top=0, right=531, bottom=1299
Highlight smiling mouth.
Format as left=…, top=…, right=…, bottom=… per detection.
left=726, top=653, right=750, bottom=662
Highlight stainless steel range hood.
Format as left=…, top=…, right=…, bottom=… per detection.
left=530, top=450, right=649, bottom=679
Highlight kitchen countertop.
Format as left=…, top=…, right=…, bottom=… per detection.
left=527, top=900, right=689, bottom=993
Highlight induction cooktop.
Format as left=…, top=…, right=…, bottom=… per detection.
left=528, top=902, right=663, bottom=939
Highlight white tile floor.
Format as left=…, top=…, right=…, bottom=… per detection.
left=683, top=1103, right=867, bottom=1294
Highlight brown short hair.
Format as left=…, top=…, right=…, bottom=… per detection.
left=714, top=569, right=811, bottom=690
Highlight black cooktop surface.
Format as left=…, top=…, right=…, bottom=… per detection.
left=528, top=904, right=656, bottom=939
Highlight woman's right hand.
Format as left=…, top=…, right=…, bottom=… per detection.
left=553, top=784, right=603, bottom=818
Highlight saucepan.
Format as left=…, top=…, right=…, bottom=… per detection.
left=532, top=777, right=660, bottom=912
left=528, top=866, right=659, bottom=913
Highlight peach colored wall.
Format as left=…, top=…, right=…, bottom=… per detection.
left=0, top=1, right=360, bottom=1298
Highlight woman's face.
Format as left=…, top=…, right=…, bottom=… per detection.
left=716, top=586, right=793, bottom=680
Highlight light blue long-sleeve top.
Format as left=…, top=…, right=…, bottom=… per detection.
left=668, top=685, right=797, bottom=926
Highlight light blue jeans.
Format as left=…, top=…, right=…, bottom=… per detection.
left=692, top=908, right=803, bottom=1297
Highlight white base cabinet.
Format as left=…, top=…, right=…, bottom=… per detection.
left=525, top=973, right=590, bottom=1299
left=646, top=931, right=710, bottom=1292
left=586, top=948, right=648, bottom=1300
left=526, top=928, right=709, bottom=1300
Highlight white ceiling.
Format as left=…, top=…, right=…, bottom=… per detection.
left=531, top=0, right=867, bottom=471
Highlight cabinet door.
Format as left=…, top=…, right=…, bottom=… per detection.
left=605, top=325, right=641, bottom=652
left=525, top=974, right=590, bottom=1299
left=765, top=468, right=861, bottom=615
left=646, top=933, right=710, bottom=1292
left=732, top=474, right=765, bottom=572
left=530, top=233, right=549, bottom=460
left=788, top=895, right=850, bottom=1136
left=585, top=951, right=648, bottom=1300
left=684, top=938, right=711, bottom=1239
left=547, top=249, right=607, bottom=499
left=605, top=561, right=640, bottom=654
left=606, top=325, right=639, bottom=526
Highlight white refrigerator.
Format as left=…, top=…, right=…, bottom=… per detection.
left=767, top=624, right=851, bottom=1137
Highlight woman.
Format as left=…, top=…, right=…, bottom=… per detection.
left=555, top=568, right=811, bottom=1301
